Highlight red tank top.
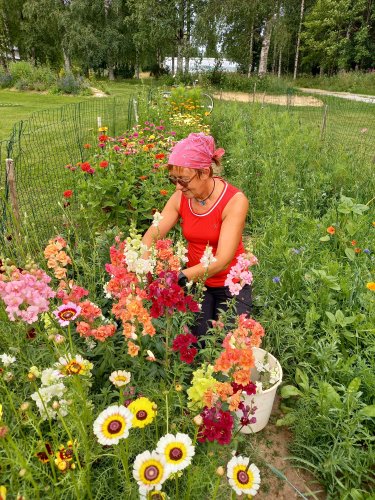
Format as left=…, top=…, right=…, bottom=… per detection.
left=179, top=178, right=245, bottom=287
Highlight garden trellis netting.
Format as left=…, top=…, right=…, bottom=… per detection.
left=0, top=89, right=374, bottom=255
left=0, top=96, right=137, bottom=254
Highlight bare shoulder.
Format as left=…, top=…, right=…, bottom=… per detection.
left=164, top=190, right=182, bottom=213
left=223, top=191, right=249, bottom=216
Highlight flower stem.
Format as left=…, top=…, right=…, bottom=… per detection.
left=211, top=475, right=221, bottom=500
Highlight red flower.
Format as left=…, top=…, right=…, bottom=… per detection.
left=179, top=346, right=197, bottom=364
left=63, top=190, right=73, bottom=198
left=159, top=189, right=168, bottom=196
left=155, top=153, right=165, bottom=159
left=198, top=406, right=234, bottom=445
left=98, top=134, right=109, bottom=142
left=81, top=162, right=91, bottom=172
left=231, top=381, right=256, bottom=396
left=172, top=333, right=198, bottom=351
left=99, top=160, right=109, bottom=168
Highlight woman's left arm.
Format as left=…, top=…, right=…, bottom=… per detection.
left=182, top=193, right=249, bottom=282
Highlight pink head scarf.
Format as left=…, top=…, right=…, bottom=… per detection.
left=168, top=132, right=225, bottom=169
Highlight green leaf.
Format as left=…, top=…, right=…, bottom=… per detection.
left=352, top=204, right=369, bottom=215
left=347, top=377, right=361, bottom=394
left=276, top=413, right=297, bottom=426
left=319, top=382, right=342, bottom=408
left=281, top=385, right=302, bottom=399
left=325, top=311, right=336, bottom=324
left=295, top=368, right=309, bottom=391
left=345, top=247, right=356, bottom=261
left=319, top=235, right=330, bottom=242
left=359, top=405, right=375, bottom=417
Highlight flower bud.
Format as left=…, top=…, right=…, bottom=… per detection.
left=52, top=401, right=60, bottom=410
left=193, top=414, right=203, bottom=426
left=27, top=372, right=36, bottom=382
left=19, top=468, right=27, bottom=477
left=0, top=425, right=9, bottom=438
left=54, top=334, right=65, bottom=344
left=20, top=402, right=30, bottom=412
left=216, top=466, right=225, bottom=476
left=4, top=372, right=13, bottom=382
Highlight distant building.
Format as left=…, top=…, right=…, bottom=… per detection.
left=163, top=57, right=238, bottom=74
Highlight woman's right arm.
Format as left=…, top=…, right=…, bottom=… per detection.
left=142, top=191, right=181, bottom=248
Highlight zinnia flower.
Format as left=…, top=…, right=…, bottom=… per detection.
left=227, top=456, right=261, bottom=496
left=53, top=302, right=81, bottom=326
left=63, top=190, right=73, bottom=198
left=155, top=433, right=195, bottom=473
left=109, top=370, right=131, bottom=387
left=133, top=450, right=170, bottom=497
left=93, top=405, right=133, bottom=445
left=128, top=397, right=157, bottom=428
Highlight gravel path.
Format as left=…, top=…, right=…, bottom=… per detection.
left=297, top=87, right=375, bottom=104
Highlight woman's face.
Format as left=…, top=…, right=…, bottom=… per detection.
left=169, top=166, right=208, bottom=198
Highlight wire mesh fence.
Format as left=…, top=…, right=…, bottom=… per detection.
left=0, top=96, right=137, bottom=254
left=0, top=88, right=374, bottom=256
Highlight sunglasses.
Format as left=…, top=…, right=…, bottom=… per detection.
left=168, top=172, right=198, bottom=188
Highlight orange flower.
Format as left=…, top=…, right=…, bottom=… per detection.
left=83, top=143, right=91, bottom=149
left=366, top=282, right=375, bottom=291
left=351, top=240, right=357, bottom=246
left=54, top=267, right=67, bottom=279
left=215, top=382, right=233, bottom=401
left=99, top=160, right=109, bottom=168
left=159, top=189, right=168, bottom=196
left=326, top=226, right=335, bottom=234
left=203, top=388, right=216, bottom=408
left=354, top=248, right=361, bottom=254
left=228, top=390, right=241, bottom=411
left=139, top=175, right=148, bottom=181
left=233, top=368, right=251, bottom=386
left=128, top=341, right=140, bottom=357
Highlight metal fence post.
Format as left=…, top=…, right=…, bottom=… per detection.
left=320, top=104, right=328, bottom=139
left=5, top=158, right=19, bottom=223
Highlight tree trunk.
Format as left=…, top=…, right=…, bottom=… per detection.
left=177, top=30, right=184, bottom=73
left=278, top=49, right=282, bottom=77
left=135, top=48, right=140, bottom=79
left=247, top=23, right=254, bottom=77
left=184, top=0, right=191, bottom=73
left=62, top=48, right=71, bottom=73
left=258, top=14, right=275, bottom=76
left=293, top=0, right=305, bottom=80
left=108, top=64, right=115, bottom=80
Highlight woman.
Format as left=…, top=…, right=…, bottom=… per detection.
left=142, top=132, right=251, bottom=337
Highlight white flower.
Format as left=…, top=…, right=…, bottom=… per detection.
left=200, top=245, right=216, bottom=269
left=175, top=240, right=189, bottom=265
left=152, top=211, right=164, bottom=228
left=109, top=370, right=131, bottom=387
left=255, top=381, right=263, bottom=394
left=30, top=382, right=67, bottom=420
left=103, top=282, right=112, bottom=298
left=41, top=368, right=62, bottom=386
left=227, top=455, right=261, bottom=496
left=155, top=433, right=195, bottom=473
left=55, top=354, right=93, bottom=376
left=93, top=405, right=133, bottom=445
left=0, top=354, right=16, bottom=367
left=269, top=367, right=280, bottom=385
left=133, top=450, right=170, bottom=496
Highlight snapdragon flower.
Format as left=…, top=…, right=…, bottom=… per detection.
left=200, top=245, right=216, bottom=269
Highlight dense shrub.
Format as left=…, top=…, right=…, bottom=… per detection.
left=0, top=69, right=13, bottom=88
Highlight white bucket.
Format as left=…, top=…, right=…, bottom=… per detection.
left=236, top=347, right=283, bottom=433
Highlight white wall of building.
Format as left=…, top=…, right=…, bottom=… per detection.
left=163, top=57, right=238, bottom=74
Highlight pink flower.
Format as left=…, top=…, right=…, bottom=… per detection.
left=225, top=253, right=255, bottom=296
left=53, top=302, right=81, bottom=326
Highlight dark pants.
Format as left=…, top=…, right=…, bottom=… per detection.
left=191, top=284, right=252, bottom=338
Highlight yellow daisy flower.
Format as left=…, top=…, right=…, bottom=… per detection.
left=128, top=397, right=157, bottom=428
left=366, top=282, right=375, bottom=291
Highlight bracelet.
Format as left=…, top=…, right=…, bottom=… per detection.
left=178, top=271, right=188, bottom=288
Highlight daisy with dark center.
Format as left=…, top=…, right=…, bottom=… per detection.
left=133, top=450, right=170, bottom=497
left=36, top=443, right=53, bottom=463
left=55, top=354, right=93, bottom=377
left=128, top=397, right=157, bottom=428
left=93, top=405, right=133, bottom=445
left=53, top=302, right=81, bottom=326
left=226, top=455, right=261, bottom=497
left=156, top=433, right=195, bottom=473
